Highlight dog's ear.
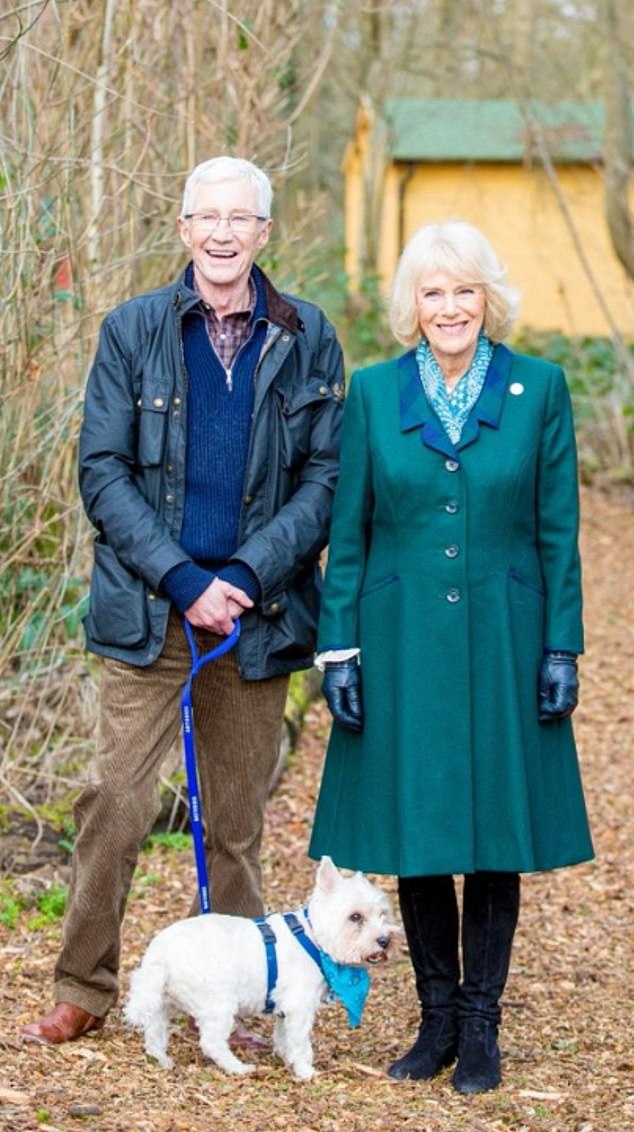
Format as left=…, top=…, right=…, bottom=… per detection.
left=316, top=856, right=341, bottom=892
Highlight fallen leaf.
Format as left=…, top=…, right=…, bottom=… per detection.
left=519, top=1088, right=565, bottom=1101
left=0, top=1086, right=30, bottom=1105
left=351, top=1062, right=390, bottom=1077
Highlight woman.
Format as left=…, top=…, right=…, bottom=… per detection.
left=309, top=221, right=593, bottom=1094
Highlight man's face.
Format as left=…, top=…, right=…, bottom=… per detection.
left=178, top=177, right=272, bottom=302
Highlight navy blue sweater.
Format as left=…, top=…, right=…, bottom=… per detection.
left=161, top=267, right=268, bottom=612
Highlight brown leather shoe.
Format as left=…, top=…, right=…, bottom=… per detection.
left=20, top=1002, right=105, bottom=1046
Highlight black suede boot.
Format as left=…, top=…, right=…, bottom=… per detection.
left=452, top=871, right=520, bottom=1095
left=388, top=875, right=460, bottom=1080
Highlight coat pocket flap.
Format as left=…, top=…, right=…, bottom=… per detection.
left=276, top=380, right=335, bottom=415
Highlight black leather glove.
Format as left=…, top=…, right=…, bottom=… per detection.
left=538, top=651, right=579, bottom=722
left=322, top=658, right=363, bottom=732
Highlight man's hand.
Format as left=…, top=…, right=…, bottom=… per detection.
left=185, top=578, right=254, bottom=635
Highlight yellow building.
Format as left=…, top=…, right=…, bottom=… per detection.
left=344, top=98, right=634, bottom=337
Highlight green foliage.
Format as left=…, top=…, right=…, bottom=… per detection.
left=2, top=565, right=87, bottom=650
left=288, top=670, right=314, bottom=716
left=237, top=23, right=250, bottom=50
left=286, top=244, right=394, bottom=369
left=512, top=329, right=634, bottom=478
left=143, top=831, right=192, bottom=853
left=0, top=880, right=68, bottom=930
left=131, top=871, right=162, bottom=895
left=36, top=886, right=68, bottom=921
left=0, top=892, right=21, bottom=929
left=31, top=800, right=78, bottom=834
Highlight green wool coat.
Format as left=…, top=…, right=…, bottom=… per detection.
left=309, top=345, right=594, bottom=877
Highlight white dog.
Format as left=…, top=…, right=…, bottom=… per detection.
left=124, top=856, right=398, bottom=1079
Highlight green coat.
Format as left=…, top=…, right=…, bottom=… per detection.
left=309, top=345, right=594, bottom=876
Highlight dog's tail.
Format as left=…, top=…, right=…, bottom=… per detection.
left=124, top=956, right=167, bottom=1030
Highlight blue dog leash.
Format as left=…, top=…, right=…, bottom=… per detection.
left=180, top=617, right=241, bottom=914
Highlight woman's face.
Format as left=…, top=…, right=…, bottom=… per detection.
left=416, top=272, right=486, bottom=374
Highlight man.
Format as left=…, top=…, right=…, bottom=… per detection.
left=21, top=157, right=344, bottom=1045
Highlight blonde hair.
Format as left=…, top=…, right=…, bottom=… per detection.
left=181, top=156, right=272, bottom=218
left=389, top=220, right=520, bottom=347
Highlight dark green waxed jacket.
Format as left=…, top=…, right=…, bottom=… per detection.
left=78, top=266, right=344, bottom=675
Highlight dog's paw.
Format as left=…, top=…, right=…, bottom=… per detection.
left=292, top=1064, right=316, bottom=1080
left=148, top=1053, right=174, bottom=1070
left=228, top=1060, right=256, bottom=1075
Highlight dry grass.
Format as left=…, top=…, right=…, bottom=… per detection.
left=0, top=485, right=632, bottom=1131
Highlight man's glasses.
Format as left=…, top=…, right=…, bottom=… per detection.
left=183, top=212, right=268, bottom=233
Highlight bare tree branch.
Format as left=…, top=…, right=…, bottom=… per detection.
left=602, top=0, right=634, bottom=278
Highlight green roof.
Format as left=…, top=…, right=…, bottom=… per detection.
left=383, top=99, right=608, bottom=163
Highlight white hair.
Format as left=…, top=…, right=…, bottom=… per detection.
left=389, top=220, right=520, bottom=347
left=180, top=156, right=273, bottom=218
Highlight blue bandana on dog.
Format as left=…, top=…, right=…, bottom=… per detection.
left=319, top=952, right=371, bottom=1028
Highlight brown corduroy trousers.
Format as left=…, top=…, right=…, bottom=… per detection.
left=53, top=611, right=289, bottom=1017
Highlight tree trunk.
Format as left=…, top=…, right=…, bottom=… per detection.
left=602, top=0, right=634, bottom=280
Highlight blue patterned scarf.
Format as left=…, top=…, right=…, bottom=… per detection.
left=416, top=334, right=494, bottom=445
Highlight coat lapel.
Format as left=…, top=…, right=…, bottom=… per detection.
left=398, top=351, right=456, bottom=458
left=397, top=343, right=514, bottom=457
left=455, top=342, right=513, bottom=451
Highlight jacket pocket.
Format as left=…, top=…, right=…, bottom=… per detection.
left=275, top=381, right=335, bottom=471
left=360, top=573, right=399, bottom=598
left=265, top=564, right=321, bottom=662
left=507, top=570, right=545, bottom=598
left=85, top=540, right=149, bottom=647
left=137, top=387, right=170, bottom=467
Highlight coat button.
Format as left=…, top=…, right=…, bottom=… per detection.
left=446, top=588, right=461, bottom=603
left=173, top=396, right=182, bottom=406
left=282, top=334, right=290, bottom=342
left=270, top=602, right=281, bottom=614
left=445, top=500, right=459, bottom=514
left=243, top=494, right=253, bottom=505
left=445, top=545, right=459, bottom=558
left=148, top=592, right=156, bottom=601
left=319, top=385, right=328, bottom=395
left=165, top=493, right=174, bottom=503
left=444, top=458, right=459, bottom=472
left=153, top=397, right=164, bottom=408
left=166, top=463, right=173, bottom=473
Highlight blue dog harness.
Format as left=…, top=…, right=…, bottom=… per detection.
left=254, top=911, right=321, bottom=1014
left=254, top=909, right=371, bottom=1026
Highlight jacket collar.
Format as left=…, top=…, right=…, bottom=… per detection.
left=171, top=263, right=301, bottom=335
left=398, top=342, right=514, bottom=458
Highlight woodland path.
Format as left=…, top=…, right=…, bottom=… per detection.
left=1, top=485, right=632, bottom=1132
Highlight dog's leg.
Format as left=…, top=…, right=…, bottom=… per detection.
left=142, top=1011, right=174, bottom=1070
left=277, top=1008, right=317, bottom=1080
left=273, top=1014, right=289, bottom=1062
left=197, top=1009, right=256, bottom=1076
left=126, top=958, right=176, bottom=1068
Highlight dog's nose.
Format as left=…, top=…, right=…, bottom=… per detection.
left=377, top=935, right=390, bottom=950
